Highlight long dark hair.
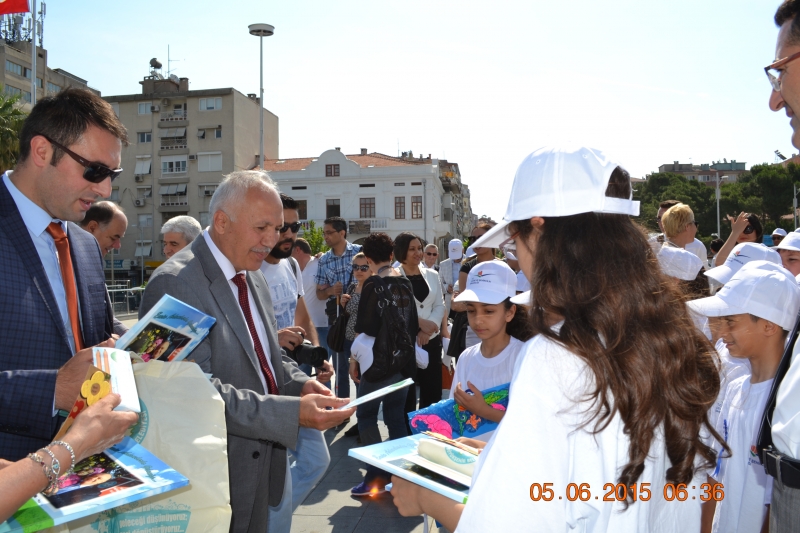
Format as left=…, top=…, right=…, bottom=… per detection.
left=510, top=167, right=724, bottom=500
left=503, top=300, right=534, bottom=342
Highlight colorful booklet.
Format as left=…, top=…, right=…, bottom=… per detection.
left=93, top=348, right=139, bottom=413
left=0, top=438, right=188, bottom=533
left=337, top=377, right=414, bottom=410
left=349, top=434, right=471, bottom=503
left=407, top=382, right=510, bottom=439
left=115, top=294, right=216, bottom=362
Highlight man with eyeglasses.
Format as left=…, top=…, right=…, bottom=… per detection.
left=0, top=89, right=128, bottom=460
left=260, top=194, right=332, bottom=533
left=423, top=243, right=440, bottom=270
left=759, top=3, right=800, bottom=530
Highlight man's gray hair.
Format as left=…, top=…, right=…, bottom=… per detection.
left=209, top=170, right=277, bottom=221
left=425, top=243, right=438, bottom=251
left=161, top=215, right=202, bottom=243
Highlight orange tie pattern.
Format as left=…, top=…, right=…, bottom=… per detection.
left=45, top=222, right=84, bottom=351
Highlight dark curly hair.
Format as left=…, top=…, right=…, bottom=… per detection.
left=509, top=166, right=725, bottom=505
left=362, top=232, right=394, bottom=263
left=777, top=0, right=800, bottom=44
left=393, top=232, right=422, bottom=263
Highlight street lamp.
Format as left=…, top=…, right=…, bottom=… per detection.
left=248, top=23, right=274, bottom=170
left=716, top=174, right=729, bottom=238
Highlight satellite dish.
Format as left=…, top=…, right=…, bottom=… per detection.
left=149, top=58, right=162, bottom=69
left=169, top=74, right=179, bottom=83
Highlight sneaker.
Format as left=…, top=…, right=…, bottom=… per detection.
left=344, top=424, right=360, bottom=437
left=350, top=481, right=386, bottom=497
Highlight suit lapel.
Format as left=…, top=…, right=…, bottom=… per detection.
left=247, top=270, right=285, bottom=392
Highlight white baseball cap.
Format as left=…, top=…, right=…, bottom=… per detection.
left=465, top=246, right=475, bottom=257
left=657, top=246, right=703, bottom=281
left=516, top=270, right=531, bottom=292
left=687, top=261, right=800, bottom=331
left=454, top=261, right=517, bottom=305
left=776, top=231, right=800, bottom=252
left=773, top=228, right=788, bottom=237
left=448, top=238, right=463, bottom=260
left=472, top=146, right=640, bottom=249
left=705, top=243, right=782, bottom=285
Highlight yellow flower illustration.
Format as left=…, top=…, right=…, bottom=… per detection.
left=80, top=371, right=111, bottom=406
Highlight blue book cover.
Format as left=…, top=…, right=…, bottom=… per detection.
left=407, top=382, right=510, bottom=439
left=115, top=294, right=216, bottom=362
left=0, top=438, right=188, bottom=533
left=348, top=434, right=470, bottom=503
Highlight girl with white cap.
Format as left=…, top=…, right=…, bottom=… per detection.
left=390, top=146, right=724, bottom=532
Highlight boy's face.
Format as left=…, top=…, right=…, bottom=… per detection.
left=720, top=313, right=763, bottom=358
left=779, top=249, right=800, bottom=277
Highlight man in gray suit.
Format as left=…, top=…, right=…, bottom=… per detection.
left=140, top=170, right=354, bottom=533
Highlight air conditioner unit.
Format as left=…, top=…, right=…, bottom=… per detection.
left=134, top=175, right=143, bottom=182
left=161, top=98, right=170, bottom=106
left=204, top=189, right=213, bottom=196
left=130, top=260, right=138, bottom=267
left=188, top=154, right=197, bottom=161
left=150, top=105, right=160, bottom=113
left=133, top=199, right=145, bottom=207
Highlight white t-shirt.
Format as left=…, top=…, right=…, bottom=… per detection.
left=449, top=337, right=524, bottom=399
left=259, top=258, right=303, bottom=330
left=707, top=374, right=773, bottom=533
left=774, top=333, right=800, bottom=459
left=301, top=257, right=328, bottom=327
left=686, top=238, right=708, bottom=266
left=715, top=338, right=751, bottom=401
left=456, top=334, right=703, bottom=533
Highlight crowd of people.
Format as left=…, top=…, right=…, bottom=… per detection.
left=4, top=2, right=800, bottom=532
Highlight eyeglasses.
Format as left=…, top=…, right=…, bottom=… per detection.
left=352, top=264, right=370, bottom=272
left=689, top=220, right=699, bottom=229
left=425, top=252, right=438, bottom=256
left=743, top=225, right=755, bottom=235
left=498, top=232, right=519, bottom=255
left=37, top=133, right=123, bottom=183
left=323, top=230, right=341, bottom=236
left=765, top=50, right=800, bottom=92
left=466, top=235, right=481, bottom=245
left=279, top=222, right=301, bottom=234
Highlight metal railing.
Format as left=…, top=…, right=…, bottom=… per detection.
left=160, top=109, right=186, bottom=121
left=160, top=137, right=187, bottom=150
left=108, top=286, right=145, bottom=317
left=160, top=194, right=189, bottom=207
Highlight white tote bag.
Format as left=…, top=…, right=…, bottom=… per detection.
left=67, top=361, right=231, bottom=533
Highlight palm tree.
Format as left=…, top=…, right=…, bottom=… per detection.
left=0, top=87, right=27, bottom=174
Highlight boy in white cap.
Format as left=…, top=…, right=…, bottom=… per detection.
left=687, top=261, right=800, bottom=533
left=774, top=231, right=800, bottom=277
left=772, top=228, right=788, bottom=246
left=439, top=238, right=464, bottom=316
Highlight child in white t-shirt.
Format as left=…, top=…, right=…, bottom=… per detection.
left=448, top=261, right=532, bottom=435
left=687, top=261, right=800, bottom=533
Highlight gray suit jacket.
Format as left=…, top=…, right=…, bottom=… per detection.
left=140, top=236, right=309, bottom=533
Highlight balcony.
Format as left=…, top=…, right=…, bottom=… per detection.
left=160, top=109, right=186, bottom=121
left=160, top=137, right=187, bottom=150
left=160, top=194, right=188, bottom=207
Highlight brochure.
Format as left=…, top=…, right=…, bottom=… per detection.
left=338, top=377, right=414, bottom=410
left=115, top=294, right=216, bottom=362
left=407, top=382, right=510, bottom=439
left=93, top=347, right=139, bottom=413
left=0, top=438, right=189, bottom=533
left=348, top=434, right=470, bottom=503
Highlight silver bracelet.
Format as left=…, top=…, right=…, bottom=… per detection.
left=49, top=440, right=76, bottom=476
left=28, top=452, right=58, bottom=494
left=39, top=446, right=60, bottom=478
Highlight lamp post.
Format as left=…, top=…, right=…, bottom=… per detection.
left=716, top=174, right=729, bottom=238
left=248, top=23, right=274, bottom=170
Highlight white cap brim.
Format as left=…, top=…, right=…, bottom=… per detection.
left=510, top=290, right=531, bottom=305
left=686, top=296, right=747, bottom=319
left=472, top=220, right=512, bottom=249
left=453, top=288, right=509, bottom=305
left=776, top=242, right=800, bottom=252
left=704, top=264, right=735, bottom=285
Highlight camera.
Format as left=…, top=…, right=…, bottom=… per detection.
left=285, top=340, right=328, bottom=368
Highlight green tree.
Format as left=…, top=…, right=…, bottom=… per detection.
left=303, top=220, right=329, bottom=255
left=0, top=88, right=27, bottom=174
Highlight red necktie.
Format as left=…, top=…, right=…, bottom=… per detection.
left=231, top=273, right=279, bottom=395
left=45, top=222, right=84, bottom=352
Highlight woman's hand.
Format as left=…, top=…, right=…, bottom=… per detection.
left=419, top=318, right=439, bottom=336
left=417, top=332, right=431, bottom=346
left=455, top=436, right=487, bottom=450
left=728, top=211, right=750, bottom=236
left=65, top=393, right=139, bottom=462
left=390, top=476, right=427, bottom=516
left=453, top=381, right=488, bottom=416
left=341, top=294, right=351, bottom=306
left=349, top=359, right=360, bottom=384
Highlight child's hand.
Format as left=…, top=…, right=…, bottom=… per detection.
left=453, top=381, right=486, bottom=414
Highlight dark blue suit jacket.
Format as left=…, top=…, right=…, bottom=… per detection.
left=0, top=179, right=114, bottom=460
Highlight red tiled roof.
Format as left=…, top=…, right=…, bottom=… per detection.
left=260, top=152, right=428, bottom=172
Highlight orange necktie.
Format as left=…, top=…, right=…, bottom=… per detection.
left=46, top=222, right=84, bottom=351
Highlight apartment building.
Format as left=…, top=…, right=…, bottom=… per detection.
left=657, top=159, right=748, bottom=184
left=103, top=71, right=279, bottom=282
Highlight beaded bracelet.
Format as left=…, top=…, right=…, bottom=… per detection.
left=38, top=446, right=61, bottom=478
left=28, top=452, right=58, bottom=495
left=49, top=440, right=76, bottom=476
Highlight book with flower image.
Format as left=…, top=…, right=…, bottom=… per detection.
left=0, top=438, right=188, bottom=533
left=115, top=294, right=216, bottom=362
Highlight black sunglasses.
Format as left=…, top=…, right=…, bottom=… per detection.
left=279, top=222, right=301, bottom=234
left=352, top=264, right=370, bottom=272
left=466, top=236, right=478, bottom=245
left=425, top=252, right=438, bottom=256
left=743, top=225, right=755, bottom=235
left=38, top=133, right=123, bottom=183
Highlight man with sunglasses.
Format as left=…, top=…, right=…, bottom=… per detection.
left=423, top=244, right=440, bottom=271
left=0, top=89, right=129, bottom=460
left=759, top=3, right=800, bottom=530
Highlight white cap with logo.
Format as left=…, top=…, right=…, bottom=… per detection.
left=773, top=228, right=788, bottom=237
left=472, top=146, right=639, bottom=249
left=657, top=246, right=703, bottom=281
left=687, top=261, right=800, bottom=331
left=705, top=242, right=782, bottom=285
left=454, top=261, right=517, bottom=305
left=448, top=238, right=463, bottom=260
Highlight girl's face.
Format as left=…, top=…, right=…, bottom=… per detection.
left=465, top=301, right=515, bottom=340
left=514, top=223, right=539, bottom=283
left=404, top=239, right=424, bottom=267
left=352, top=258, right=371, bottom=282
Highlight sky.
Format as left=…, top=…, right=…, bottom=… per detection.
left=29, top=0, right=794, bottom=219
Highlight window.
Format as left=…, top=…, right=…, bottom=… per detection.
left=137, top=132, right=152, bottom=143
left=108, top=188, right=120, bottom=202
left=359, top=184, right=375, bottom=188
left=199, top=184, right=217, bottom=197
left=360, top=198, right=375, bottom=218
left=135, top=240, right=153, bottom=257
left=134, top=157, right=152, bottom=175
left=138, top=102, right=152, bottom=115
left=214, top=128, right=222, bottom=139
left=46, top=82, right=61, bottom=94
left=35, top=77, right=42, bottom=88
left=199, top=97, right=222, bottom=111
left=199, top=212, right=210, bottom=228
left=296, top=200, right=307, bottom=220
left=395, top=197, right=405, bottom=219
left=198, top=152, right=223, bottom=172
left=411, top=196, right=422, bottom=219
left=325, top=164, right=340, bottom=177
left=110, top=102, right=119, bottom=117
left=5, top=60, right=22, bottom=76
left=3, top=85, right=31, bottom=102
left=394, top=183, right=405, bottom=187
left=137, top=186, right=152, bottom=198
left=159, top=184, right=188, bottom=196
left=326, top=199, right=340, bottom=218
left=292, top=186, right=307, bottom=190
left=138, top=213, right=153, bottom=228
left=411, top=182, right=422, bottom=186
left=22, top=67, right=32, bottom=79
left=161, top=156, right=187, bottom=175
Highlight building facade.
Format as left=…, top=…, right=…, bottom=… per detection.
left=261, top=148, right=472, bottom=253
left=657, top=159, right=748, bottom=184
left=103, top=73, right=279, bottom=283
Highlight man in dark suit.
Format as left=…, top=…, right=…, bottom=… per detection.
left=0, top=89, right=129, bottom=460
left=140, top=170, right=354, bottom=533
